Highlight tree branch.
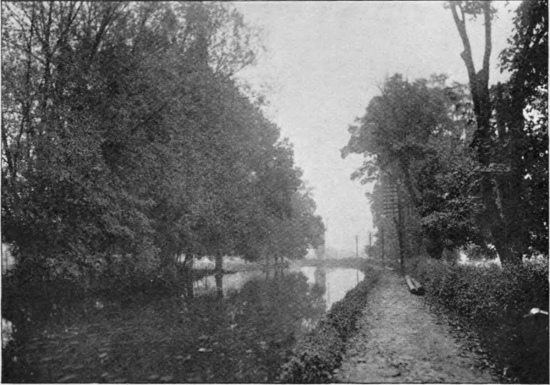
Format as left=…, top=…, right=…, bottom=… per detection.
left=449, top=2, right=477, bottom=84
left=482, top=1, right=492, bottom=76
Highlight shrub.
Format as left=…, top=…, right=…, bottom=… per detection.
left=279, top=321, right=344, bottom=383
left=416, top=259, right=549, bottom=383
left=279, top=268, right=380, bottom=383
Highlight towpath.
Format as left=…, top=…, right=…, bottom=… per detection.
left=334, top=270, right=494, bottom=383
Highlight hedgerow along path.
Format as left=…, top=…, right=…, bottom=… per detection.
left=334, top=270, right=494, bottom=383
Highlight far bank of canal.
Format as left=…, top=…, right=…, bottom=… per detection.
left=3, top=265, right=366, bottom=383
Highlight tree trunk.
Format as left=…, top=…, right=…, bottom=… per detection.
left=491, top=221, right=523, bottom=266
left=184, top=254, right=194, bottom=270
left=182, top=254, right=194, bottom=298
left=395, top=187, right=406, bottom=273
left=215, top=273, right=223, bottom=298
left=214, top=252, right=223, bottom=273
left=450, top=1, right=523, bottom=266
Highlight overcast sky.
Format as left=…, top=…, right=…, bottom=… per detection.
left=234, top=1, right=520, bottom=253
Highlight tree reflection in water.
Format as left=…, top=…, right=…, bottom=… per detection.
left=6, top=270, right=333, bottom=383
left=313, top=265, right=327, bottom=294
left=183, top=270, right=327, bottom=382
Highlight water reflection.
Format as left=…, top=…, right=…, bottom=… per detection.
left=313, top=265, right=327, bottom=294
left=172, top=271, right=327, bottom=382
left=193, top=266, right=364, bottom=311
left=192, top=270, right=266, bottom=297
left=292, top=266, right=364, bottom=310
left=6, top=267, right=364, bottom=383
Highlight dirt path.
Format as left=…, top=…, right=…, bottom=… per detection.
left=334, top=271, right=494, bottom=383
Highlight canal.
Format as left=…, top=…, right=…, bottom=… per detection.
left=3, top=266, right=364, bottom=383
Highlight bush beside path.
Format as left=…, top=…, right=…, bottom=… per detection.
left=334, top=271, right=494, bottom=383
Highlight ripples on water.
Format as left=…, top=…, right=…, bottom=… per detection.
left=4, top=266, right=364, bottom=383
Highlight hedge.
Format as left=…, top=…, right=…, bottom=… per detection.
left=279, top=268, right=380, bottom=383
left=416, top=259, right=549, bottom=384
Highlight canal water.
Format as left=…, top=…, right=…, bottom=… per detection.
left=3, top=266, right=364, bottom=383
left=193, top=266, right=364, bottom=310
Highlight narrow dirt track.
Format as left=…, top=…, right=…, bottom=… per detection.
left=334, top=271, right=494, bottom=383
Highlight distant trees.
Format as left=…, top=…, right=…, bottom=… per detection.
left=1, top=1, right=324, bottom=289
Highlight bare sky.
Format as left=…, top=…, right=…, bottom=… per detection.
left=235, top=1, right=520, bottom=253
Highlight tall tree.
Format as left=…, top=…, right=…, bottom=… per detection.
left=1, top=2, right=161, bottom=278
left=2, top=1, right=323, bottom=288
left=343, top=74, right=484, bottom=259
left=448, top=0, right=548, bottom=263
left=496, top=0, right=548, bottom=257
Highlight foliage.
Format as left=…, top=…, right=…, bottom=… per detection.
left=499, top=0, right=548, bottom=98
left=346, top=0, right=548, bottom=265
left=279, top=321, right=343, bottom=383
left=461, top=242, right=498, bottom=261
left=343, top=74, right=487, bottom=260
left=261, top=187, right=325, bottom=261
left=493, top=0, right=548, bottom=257
left=1, top=1, right=324, bottom=292
left=416, top=259, right=549, bottom=383
left=279, top=268, right=380, bottom=383
left=447, top=0, right=548, bottom=265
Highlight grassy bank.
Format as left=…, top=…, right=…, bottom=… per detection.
left=279, top=266, right=380, bottom=383
left=415, top=259, right=549, bottom=384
